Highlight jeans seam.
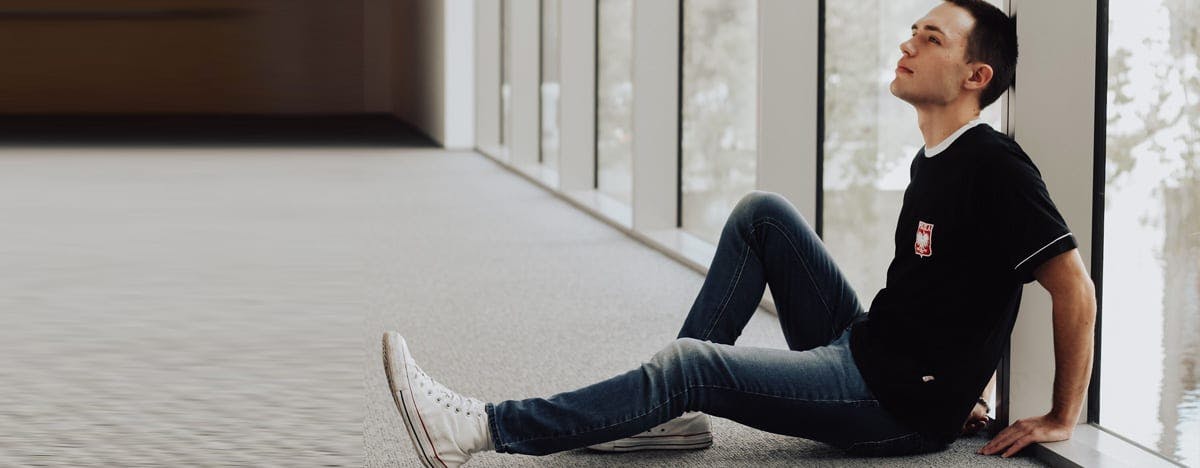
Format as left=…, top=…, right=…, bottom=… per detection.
left=700, top=241, right=752, bottom=341
left=753, top=217, right=839, bottom=335
left=485, top=402, right=506, bottom=452
left=500, top=383, right=879, bottom=446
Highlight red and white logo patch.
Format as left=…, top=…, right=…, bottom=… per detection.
left=914, top=221, right=934, bottom=257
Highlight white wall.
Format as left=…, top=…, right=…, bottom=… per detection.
left=1006, top=0, right=1099, bottom=424
left=383, top=0, right=475, bottom=148
left=390, top=0, right=445, bottom=143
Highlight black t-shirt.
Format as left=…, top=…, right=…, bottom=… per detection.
left=848, top=124, right=1077, bottom=445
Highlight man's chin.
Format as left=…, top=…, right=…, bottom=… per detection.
left=889, top=85, right=935, bottom=107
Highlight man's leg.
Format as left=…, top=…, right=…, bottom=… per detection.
left=487, top=331, right=937, bottom=456
left=678, top=191, right=865, bottom=350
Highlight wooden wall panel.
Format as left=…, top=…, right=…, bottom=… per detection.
left=0, top=0, right=365, bottom=114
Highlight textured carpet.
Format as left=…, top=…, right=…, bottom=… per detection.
left=363, top=149, right=1047, bottom=467
left=0, top=141, right=1043, bottom=466
left=0, top=146, right=385, bottom=466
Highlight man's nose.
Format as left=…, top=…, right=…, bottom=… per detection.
left=899, top=39, right=915, bottom=56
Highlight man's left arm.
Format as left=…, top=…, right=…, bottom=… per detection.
left=978, top=248, right=1097, bottom=458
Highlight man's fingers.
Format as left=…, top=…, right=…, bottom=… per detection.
left=1001, top=435, right=1034, bottom=458
left=980, top=428, right=1012, bottom=453
left=981, top=426, right=1024, bottom=455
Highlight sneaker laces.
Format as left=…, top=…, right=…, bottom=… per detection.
left=410, top=365, right=487, bottom=419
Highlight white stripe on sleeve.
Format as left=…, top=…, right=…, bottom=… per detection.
left=1013, top=233, right=1074, bottom=271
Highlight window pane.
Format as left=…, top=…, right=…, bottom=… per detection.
left=596, top=0, right=634, bottom=204
left=1101, top=1, right=1199, bottom=465
left=680, top=0, right=757, bottom=244
left=541, top=0, right=561, bottom=170
left=500, top=0, right=512, bottom=152
left=822, top=0, right=1002, bottom=305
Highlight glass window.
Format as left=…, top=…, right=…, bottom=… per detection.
left=822, top=0, right=1002, bottom=305
left=596, top=0, right=634, bottom=204
left=500, top=0, right=512, bottom=153
left=680, top=0, right=758, bottom=245
left=541, top=0, right=561, bottom=171
left=1101, top=0, right=1199, bottom=464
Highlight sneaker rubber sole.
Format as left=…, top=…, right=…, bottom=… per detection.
left=382, top=332, right=447, bottom=468
left=588, top=431, right=713, bottom=452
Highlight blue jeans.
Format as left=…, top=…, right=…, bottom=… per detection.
left=486, top=191, right=946, bottom=456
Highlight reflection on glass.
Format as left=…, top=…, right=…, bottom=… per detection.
left=541, top=0, right=561, bottom=170
left=1101, top=0, right=1199, bottom=465
left=596, top=0, right=633, bottom=204
left=680, top=0, right=757, bottom=245
left=822, top=0, right=1002, bottom=305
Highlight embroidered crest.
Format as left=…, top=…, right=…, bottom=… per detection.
left=915, top=221, right=934, bottom=257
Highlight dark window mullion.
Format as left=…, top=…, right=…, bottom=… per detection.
left=815, top=0, right=825, bottom=239
left=675, top=0, right=685, bottom=228
left=594, top=0, right=600, bottom=190
left=538, top=0, right=545, bottom=164
left=1088, top=0, right=1109, bottom=426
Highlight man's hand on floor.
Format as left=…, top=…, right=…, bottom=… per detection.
left=977, top=414, right=1074, bottom=458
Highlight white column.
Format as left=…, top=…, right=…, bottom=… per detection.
left=1005, top=0, right=1098, bottom=424
left=630, top=0, right=680, bottom=231
left=474, top=0, right=502, bottom=150
left=558, top=0, right=597, bottom=191
left=757, top=0, right=819, bottom=222
left=508, top=0, right=542, bottom=167
left=444, top=0, right=476, bottom=149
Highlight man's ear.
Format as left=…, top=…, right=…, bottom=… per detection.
left=965, top=63, right=994, bottom=91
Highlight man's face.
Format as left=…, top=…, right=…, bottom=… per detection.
left=890, top=3, right=977, bottom=107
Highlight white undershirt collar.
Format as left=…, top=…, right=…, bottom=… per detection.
left=924, top=117, right=986, bottom=157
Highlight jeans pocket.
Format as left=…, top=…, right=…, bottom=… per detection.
left=845, top=432, right=946, bottom=457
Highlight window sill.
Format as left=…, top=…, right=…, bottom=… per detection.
left=513, top=162, right=559, bottom=189
left=561, top=189, right=632, bottom=229
left=1031, top=424, right=1181, bottom=468
left=477, top=144, right=508, bottom=163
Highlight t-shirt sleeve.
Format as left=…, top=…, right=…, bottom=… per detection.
left=980, top=152, right=1078, bottom=283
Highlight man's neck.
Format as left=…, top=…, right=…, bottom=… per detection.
left=915, top=103, right=981, bottom=150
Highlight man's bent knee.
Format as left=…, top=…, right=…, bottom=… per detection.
left=733, top=190, right=798, bottom=223
left=652, top=338, right=716, bottom=370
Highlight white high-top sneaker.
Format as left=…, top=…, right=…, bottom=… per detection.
left=382, top=332, right=492, bottom=468
left=586, top=412, right=713, bottom=452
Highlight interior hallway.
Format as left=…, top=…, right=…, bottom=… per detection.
left=0, top=129, right=1045, bottom=466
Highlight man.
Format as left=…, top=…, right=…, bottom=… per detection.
left=381, top=0, right=1096, bottom=466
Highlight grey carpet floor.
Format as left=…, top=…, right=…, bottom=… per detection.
left=0, top=145, right=1045, bottom=466
left=0, top=147, right=373, bottom=466
left=363, top=149, right=1046, bottom=467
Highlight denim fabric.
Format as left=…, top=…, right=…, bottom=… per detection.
left=487, top=191, right=947, bottom=456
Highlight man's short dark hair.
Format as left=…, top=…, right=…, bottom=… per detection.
left=944, top=0, right=1018, bottom=109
